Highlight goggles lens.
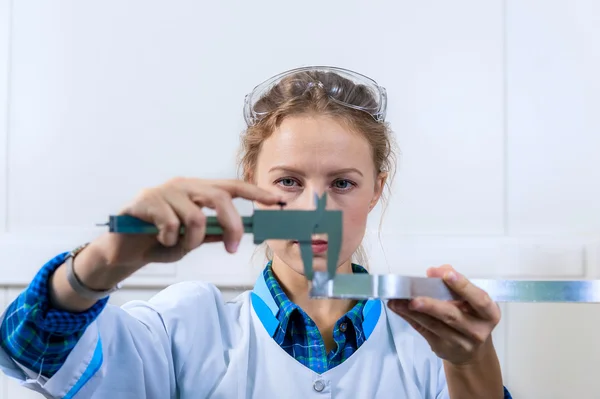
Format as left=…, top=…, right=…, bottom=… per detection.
left=244, top=66, right=387, bottom=126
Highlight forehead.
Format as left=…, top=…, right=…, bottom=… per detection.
left=257, top=115, right=373, bottom=172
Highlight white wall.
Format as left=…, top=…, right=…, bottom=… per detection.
left=0, top=1, right=598, bottom=398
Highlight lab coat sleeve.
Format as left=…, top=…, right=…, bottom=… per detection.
left=436, top=361, right=450, bottom=399
left=0, top=279, right=228, bottom=398
left=0, top=252, right=110, bottom=380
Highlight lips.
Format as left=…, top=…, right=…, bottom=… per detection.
left=291, top=239, right=328, bottom=245
left=292, top=239, right=328, bottom=254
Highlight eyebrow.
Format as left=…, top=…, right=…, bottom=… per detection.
left=268, top=166, right=364, bottom=177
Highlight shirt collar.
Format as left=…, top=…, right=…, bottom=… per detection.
left=250, top=261, right=381, bottom=339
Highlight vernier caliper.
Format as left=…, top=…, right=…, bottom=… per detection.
left=101, top=193, right=600, bottom=303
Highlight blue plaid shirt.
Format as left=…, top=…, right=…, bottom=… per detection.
left=262, top=261, right=368, bottom=374
left=0, top=252, right=512, bottom=398
left=0, top=252, right=108, bottom=377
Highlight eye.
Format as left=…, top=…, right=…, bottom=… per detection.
left=275, top=177, right=300, bottom=189
left=332, top=179, right=355, bottom=191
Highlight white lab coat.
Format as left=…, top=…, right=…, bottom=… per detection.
left=0, top=271, right=450, bottom=399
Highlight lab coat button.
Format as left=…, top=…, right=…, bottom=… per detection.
left=313, top=379, right=325, bottom=392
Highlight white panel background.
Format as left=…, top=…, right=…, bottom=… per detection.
left=0, top=0, right=9, bottom=233
left=0, top=1, right=598, bottom=398
left=503, top=1, right=600, bottom=397
left=506, top=0, right=600, bottom=236
left=0, top=291, right=4, bottom=399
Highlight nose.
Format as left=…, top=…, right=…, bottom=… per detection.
left=302, top=189, right=322, bottom=210
left=289, top=188, right=323, bottom=211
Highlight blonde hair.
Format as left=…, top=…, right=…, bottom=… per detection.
left=236, top=69, right=398, bottom=268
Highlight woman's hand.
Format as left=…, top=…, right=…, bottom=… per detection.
left=387, top=265, right=501, bottom=366
left=92, top=177, right=284, bottom=277
left=49, top=178, right=284, bottom=312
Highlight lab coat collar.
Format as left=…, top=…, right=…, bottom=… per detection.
left=250, top=264, right=381, bottom=339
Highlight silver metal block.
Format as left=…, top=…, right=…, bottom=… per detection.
left=309, top=272, right=600, bottom=303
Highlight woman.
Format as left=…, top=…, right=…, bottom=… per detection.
left=0, top=66, right=512, bottom=398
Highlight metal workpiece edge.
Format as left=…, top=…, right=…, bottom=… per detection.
left=309, top=273, right=600, bottom=303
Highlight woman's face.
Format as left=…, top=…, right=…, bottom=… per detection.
left=253, top=114, right=386, bottom=275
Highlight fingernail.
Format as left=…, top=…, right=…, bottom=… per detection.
left=166, top=231, right=177, bottom=247
left=226, top=241, right=239, bottom=253
left=409, top=299, right=423, bottom=310
left=445, top=271, right=458, bottom=282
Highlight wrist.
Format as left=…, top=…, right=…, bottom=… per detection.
left=73, top=242, right=119, bottom=291
left=443, top=339, right=504, bottom=399
left=48, top=243, right=121, bottom=312
left=445, top=337, right=495, bottom=368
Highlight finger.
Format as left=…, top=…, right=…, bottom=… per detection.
left=160, top=189, right=207, bottom=252
left=457, top=301, right=477, bottom=315
left=190, top=186, right=243, bottom=253
left=211, top=179, right=285, bottom=205
left=136, top=191, right=181, bottom=247
left=178, top=178, right=284, bottom=206
left=407, top=297, right=491, bottom=344
left=441, top=270, right=501, bottom=323
left=390, top=300, right=454, bottom=338
left=426, top=264, right=455, bottom=278
left=389, top=302, right=439, bottom=344
left=390, top=301, right=475, bottom=350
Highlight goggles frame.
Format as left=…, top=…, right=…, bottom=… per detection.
left=243, top=65, right=387, bottom=126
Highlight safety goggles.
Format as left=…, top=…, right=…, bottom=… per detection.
left=243, top=66, right=387, bottom=127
